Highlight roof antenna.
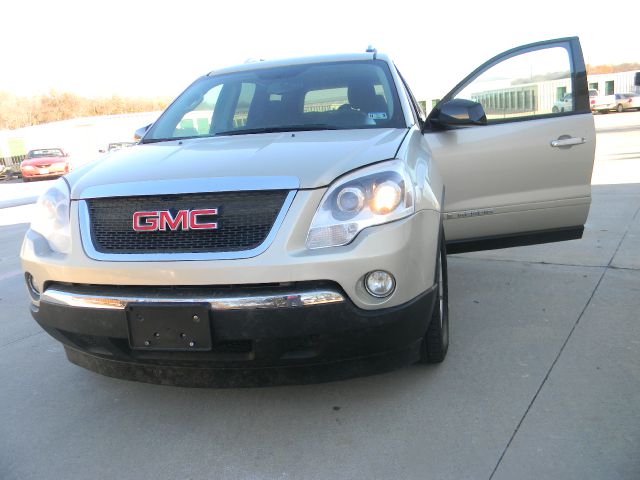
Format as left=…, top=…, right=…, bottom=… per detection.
left=366, top=45, right=377, bottom=59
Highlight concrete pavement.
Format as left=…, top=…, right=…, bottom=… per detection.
left=458, top=184, right=640, bottom=480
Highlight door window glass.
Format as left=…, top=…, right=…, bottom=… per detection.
left=454, top=46, right=573, bottom=121
left=304, top=88, right=349, bottom=113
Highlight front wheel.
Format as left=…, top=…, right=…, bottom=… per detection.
left=617, top=104, right=624, bottom=113
left=419, top=230, right=449, bottom=363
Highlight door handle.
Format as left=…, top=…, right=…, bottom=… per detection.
left=550, top=136, right=585, bottom=148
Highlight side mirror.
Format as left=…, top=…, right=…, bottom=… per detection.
left=134, top=124, right=152, bottom=141
left=429, top=99, right=487, bottom=129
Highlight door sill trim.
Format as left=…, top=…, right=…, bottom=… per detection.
left=446, top=226, right=584, bottom=254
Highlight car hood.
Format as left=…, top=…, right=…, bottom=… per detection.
left=68, top=128, right=407, bottom=199
left=22, top=157, right=67, bottom=167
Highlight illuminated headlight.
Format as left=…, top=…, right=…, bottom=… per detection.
left=30, top=178, right=71, bottom=254
left=371, top=181, right=402, bottom=214
left=306, top=160, right=414, bottom=249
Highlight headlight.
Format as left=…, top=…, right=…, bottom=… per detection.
left=306, top=160, right=414, bottom=249
left=30, top=178, right=71, bottom=254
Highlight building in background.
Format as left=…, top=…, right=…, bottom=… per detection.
left=587, top=71, right=639, bottom=95
left=422, top=70, right=640, bottom=115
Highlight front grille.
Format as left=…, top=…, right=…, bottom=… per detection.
left=87, top=190, right=289, bottom=254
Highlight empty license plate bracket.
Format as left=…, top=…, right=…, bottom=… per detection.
left=126, top=303, right=212, bottom=351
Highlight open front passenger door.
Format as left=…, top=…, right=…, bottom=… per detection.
left=424, top=37, right=595, bottom=253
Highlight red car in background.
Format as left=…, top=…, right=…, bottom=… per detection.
left=21, top=148, right=71, bottom=182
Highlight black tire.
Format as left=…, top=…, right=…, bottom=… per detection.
left=419, top=230, right=449, bottom=363
left=23, top=177, right=31, bottom=183
left=616, top=104, right=624, bottom=113
left=552, top=106, right=559, bottom=113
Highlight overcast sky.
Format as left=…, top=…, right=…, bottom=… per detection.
left=1, top=0, right=636, bottom=101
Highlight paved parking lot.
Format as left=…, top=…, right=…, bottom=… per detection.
left=1, top=113, right=639, bottom=479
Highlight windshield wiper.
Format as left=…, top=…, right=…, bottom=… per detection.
left=142, top=125, right=339, bottom=143
left=215, top=124, right=339, bottom=136
left=141, top=135, right=204, bottom=144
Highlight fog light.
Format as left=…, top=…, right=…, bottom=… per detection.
left=365, top=270, right=395, bottom=298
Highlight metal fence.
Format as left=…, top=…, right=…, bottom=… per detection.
left=0, top=155, right=25, bottom=167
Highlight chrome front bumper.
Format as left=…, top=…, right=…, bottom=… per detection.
left=38, top=285, right=345, bottom=311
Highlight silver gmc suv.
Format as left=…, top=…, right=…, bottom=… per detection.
left=21, top=37, right=595, bottom=386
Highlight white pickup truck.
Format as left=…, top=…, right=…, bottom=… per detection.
left=21, top=37, right=595, bottom=386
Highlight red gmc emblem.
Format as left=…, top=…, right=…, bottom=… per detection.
left=132, top=209, right=218, bottom=232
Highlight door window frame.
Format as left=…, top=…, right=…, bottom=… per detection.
left=426, top=37, right=589, bottom=129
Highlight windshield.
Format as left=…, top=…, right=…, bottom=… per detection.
left=27, top=149, right=64, bottom=158
left=144, top=60, right=405, bottom=142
